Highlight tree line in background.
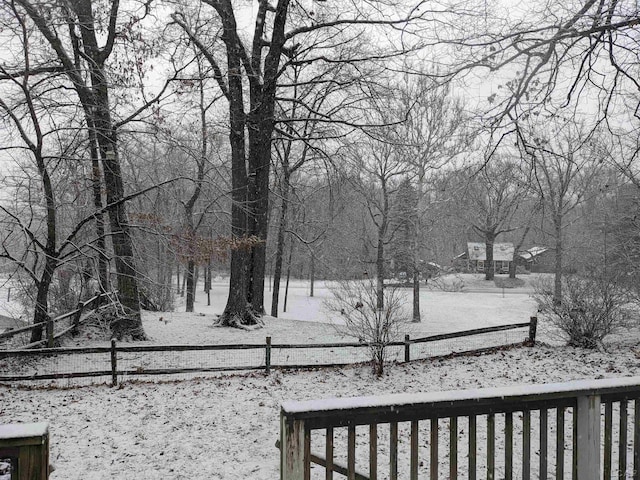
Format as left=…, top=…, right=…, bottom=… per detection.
left=0, top=0, right=638, bottom=342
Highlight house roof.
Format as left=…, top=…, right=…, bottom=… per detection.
left=518, top=246, right=550, bottom=260
left=467, top=242, right=514, bottom=261
left=0, top=314, right=23, bottom=330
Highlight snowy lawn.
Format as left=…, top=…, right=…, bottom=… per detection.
left=2, top=343, right=640, bottom=479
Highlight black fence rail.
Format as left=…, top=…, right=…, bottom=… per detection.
left=0, top=317, right=537, bottom=387
left=0, top=292, right=112, bottom=349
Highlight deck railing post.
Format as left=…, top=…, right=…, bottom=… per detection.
left=576, top=394, right=601, bottom=480
left=528, top=317, right=538, bottom=346
left=280, top=411, right=306, bottom=480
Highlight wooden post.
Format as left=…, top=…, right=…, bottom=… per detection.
left=575, top=395, right=600, bottom=480
left=110, top=339, right=118, bottom=387
left=404, top=335, right=410, bottom=362
left=72, top=301, right=84, bottom=335
left=7, top=287, right=10, bottom=302
left=0, top=422, right=49, bottom=480
left=280, top=412, right=306, bottom=480
left=528, top=317, right=538, bottom=346
left=266, top=336, right=272, bottom=375
left=46, top=315, right=54, bottom=348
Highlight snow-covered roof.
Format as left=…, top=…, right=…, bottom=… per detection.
left=467, top=242, right=514, bottom=261
left=519, top=246, right=549, bottom=260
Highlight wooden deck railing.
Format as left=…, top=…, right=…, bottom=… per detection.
left=280, top=376, right=640, bottom=480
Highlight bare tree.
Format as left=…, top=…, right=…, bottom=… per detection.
left=397, top=77, right=471, bottom=321
left=515, top=116, right=606, bottom=303
left=171, top=0, right=438, bottom=327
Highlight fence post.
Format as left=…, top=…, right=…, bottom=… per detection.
left=528, top=317, right=538, bottom=346
left=576, top=394, right=601, bottom=480
left=110, top=338, right=118, bottom=387
left=72, top=301, right=84, bottom=335
left=280, top=411, right=306, bottom=480
left=404, top=334, right=411, bottom=362
left=46, top=315, right=54, bottom=348
left=266, top=336, right=272, bottom=375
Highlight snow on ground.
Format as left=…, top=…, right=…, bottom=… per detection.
left=1, top=343, right=640, bottom=479
left=4, top=273, right=631, bottom=479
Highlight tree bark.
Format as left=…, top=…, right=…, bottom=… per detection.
left=270, top=174, right=290, bottom=317
left=186, top=259, right=195, bottom=312
left=485, top=232, right=496, bottom=281
left=554, top=215, right=563, bottom=304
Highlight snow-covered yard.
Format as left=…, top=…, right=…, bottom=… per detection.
left=2, top=344, right=640, bottom=479
left=2, top=274, right=637, bottom=479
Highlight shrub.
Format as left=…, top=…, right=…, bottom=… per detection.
left=324, top=279, right=409, bottom=376
left=532, top=271, right=633, bottom=348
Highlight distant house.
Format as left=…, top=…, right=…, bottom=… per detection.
left=517, top=246, right=554, bottom=273
left=454, top=242, right=515, bottom=273
left=0, top=314, right=23, bottom=333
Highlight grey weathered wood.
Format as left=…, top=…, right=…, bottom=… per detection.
left=0, top=423, right=49, bottom=480
left=326, top=427, right=333, bottom=480
left=604, top=402, right=613, bottom=480
left=265, top=336, right=272, bottom=375
left=523, top=410, right=531, bottom=480
left=410, top=420, right=418, bottom=480
left=304, top=427, right=311, bottom=480
left=634, top=399, right=640, bottom=480
left=576, top=395, right=600, bottom=480
left=572, top=407, right=577, bottom=480
left=348, top=424, right=356, bottom=480
left=390, top=422, right=398, bottom=480
left=469, top=415, right=477, bottom=480
left=431, top=418, right=438, bottom=480
left=369, top=424, right=377, bottom=480
left=620, top=399, right=628, bottom=480
left=487, top=413, right=495, bottom=480
left=540, top=408, right=548, bottom=479
left=280, top=414, right=305, bottom=480
left=505, top=412, right=513, bottom=480
left=450, top=416, right=458, bottom=480
left=556, top=406, right=564, bottom=480
left=411, top=322, right=531, bottom=345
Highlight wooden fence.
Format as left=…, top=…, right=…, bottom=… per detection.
left=0, top=292, right=111, bottom=349
left=280, top=376, right=640, bottom=480
left=0, top=318, right=537, bottom=386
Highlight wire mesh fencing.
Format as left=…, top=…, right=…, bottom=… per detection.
left=0, top=318, right=536, bottom=387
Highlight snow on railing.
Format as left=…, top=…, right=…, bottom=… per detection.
left=280, top=376, right=640, bottom=480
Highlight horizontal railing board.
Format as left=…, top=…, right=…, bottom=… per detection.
left=282, top=377, right=640, bottom=428
left=117, top=365, right=266, bottom=376
left=410, top=322, right=530, bottom=344
left=0, top=370, right=113, bottom=382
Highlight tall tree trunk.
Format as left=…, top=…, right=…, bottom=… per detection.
left=73, top=0, right=145, bottom=340
left=309, top=252, right=315, bottom=297
left=89, top=128, right=108, bottom=293
left=554, top=215, right=563, bottom=304
left=376, top=229, right=385, bottom=310
left=270, top=175, right=289, bottom=317
left=186, top=260, right=195, bottom=312
left=30, top=157, right=57, bottom=343
left=283, top=237, right=294, bottom=313
left=485, top=232, right=496, bottom=281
